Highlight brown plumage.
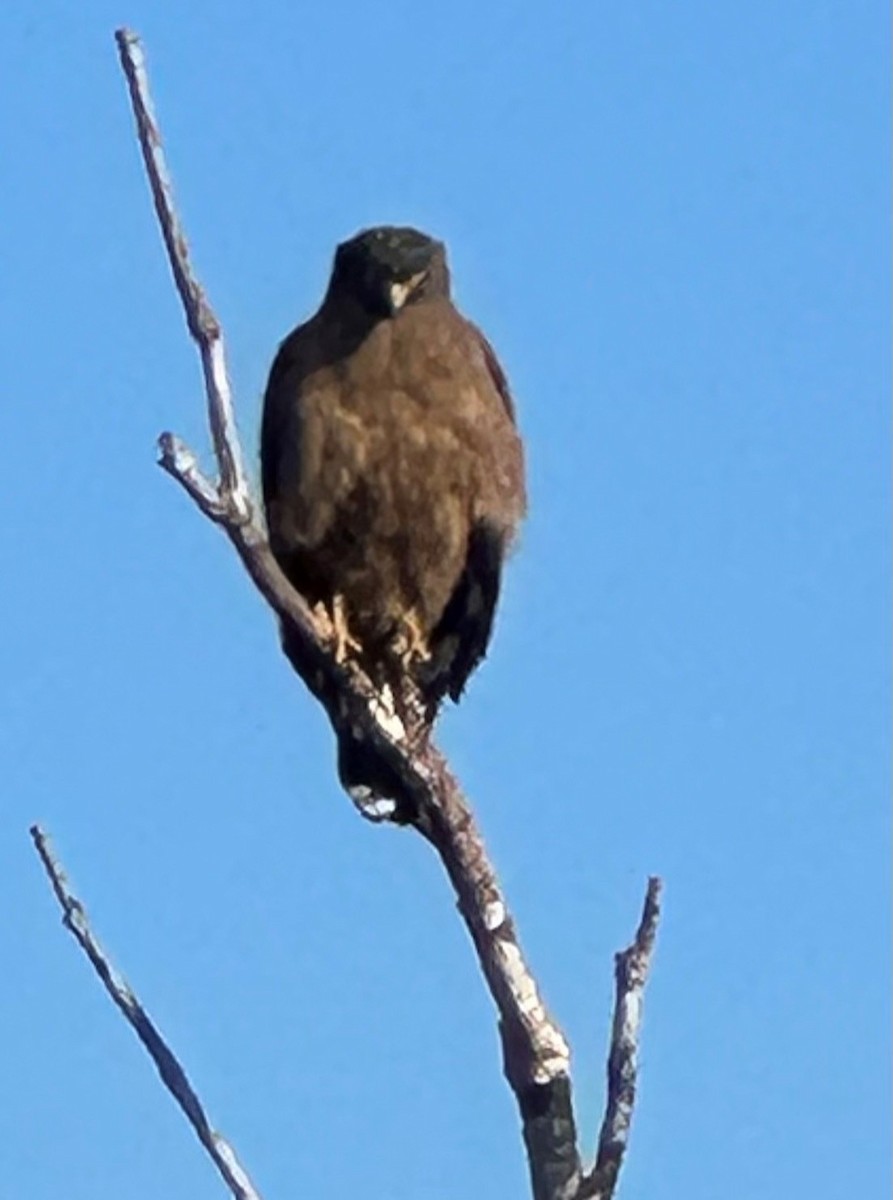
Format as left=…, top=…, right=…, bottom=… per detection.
left=261, top=226, right=525, bottom=789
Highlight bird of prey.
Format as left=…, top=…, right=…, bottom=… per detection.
left=261, top=225, right=525, bottom=765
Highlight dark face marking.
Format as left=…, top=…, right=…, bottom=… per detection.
left=330, top=225, right=450, bottom=317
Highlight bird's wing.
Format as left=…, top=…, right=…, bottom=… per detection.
left=465, top=319, right=519, bottom=425
left=260, top=338, right=295, bottom=510
left=261, top=321, right=344, bottom=554
left=419, top=518, right=507, bottom=708
left=419, top=320, right=526, bottom=710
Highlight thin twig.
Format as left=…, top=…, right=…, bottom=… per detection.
left=30, top=825, right=263, bottom=1200
left=158, top=432, right=228, bottom=519
left=115, top=27, right=251, bottom=518
left=582, top=877, right=663, bottom=1200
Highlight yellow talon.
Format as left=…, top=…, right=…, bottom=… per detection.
left=394, top=610, right=431, bottom=667
left=330, top=595, right=363, bottom=664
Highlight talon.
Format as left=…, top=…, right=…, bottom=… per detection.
left=311, top=599, right=335, bottom=640
left=331, top=595, right=363, bottom=664
left=311, top=597, right=361, bottom=663
left=394, top=610, right=431, bottom=668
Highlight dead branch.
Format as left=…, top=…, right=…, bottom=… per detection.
left=114, top=16, right=570, bottom=1102
left=582, top=877, right=662, bottom=1200
left=30, top=825, right=262, bottom=1200
left=33, top=28, right=664, bottom=1200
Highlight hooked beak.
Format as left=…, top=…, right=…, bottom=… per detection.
left=386, top=271, right=427, bottom=315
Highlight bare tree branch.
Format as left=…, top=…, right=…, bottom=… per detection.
left=158, top=432, right=228, bottom=519
left=582, top=877, right=662, bottom=1200
left=55, top=27, right=668, bottom=1200
left=30, top=825, right=263, bottom=1200
left=115, top=28, right=250, bottom=518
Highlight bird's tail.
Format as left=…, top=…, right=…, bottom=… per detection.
left=336, top=729, right=407, bottom=820
left=280, top=620, right=421, bottom=821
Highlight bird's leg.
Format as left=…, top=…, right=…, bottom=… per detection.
left=393, top=609, right=431, bottom=669
left=330, top=594, right=363, bottom=664
left=311, top=599, right=335, bottom=641
left=309, top=596, right=361, bottom=663
left=389, top=609, right=434, bottom=742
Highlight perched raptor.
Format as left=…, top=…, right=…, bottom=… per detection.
left=261, top=226, right=525, bottom=784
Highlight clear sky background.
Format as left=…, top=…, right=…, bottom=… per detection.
left=1, top=4, right=888, bottom=1199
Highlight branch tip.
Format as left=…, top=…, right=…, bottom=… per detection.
left=582, top=876, right=663, bottom=1200
left=31, top=825, right=263, bottom=1200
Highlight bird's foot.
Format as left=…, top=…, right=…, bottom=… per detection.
left=310, top=599, right=336, bottom=647
left=331, top=595, right=363, bottom=664
left=314, top=596, right=362, bottom=664
left=393, top=610, right=431, bottom=669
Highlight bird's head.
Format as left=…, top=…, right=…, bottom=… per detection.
left=328, top=226, right=450, bottom=319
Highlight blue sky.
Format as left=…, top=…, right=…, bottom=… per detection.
left=1, top=3, right=888, bottom=1198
